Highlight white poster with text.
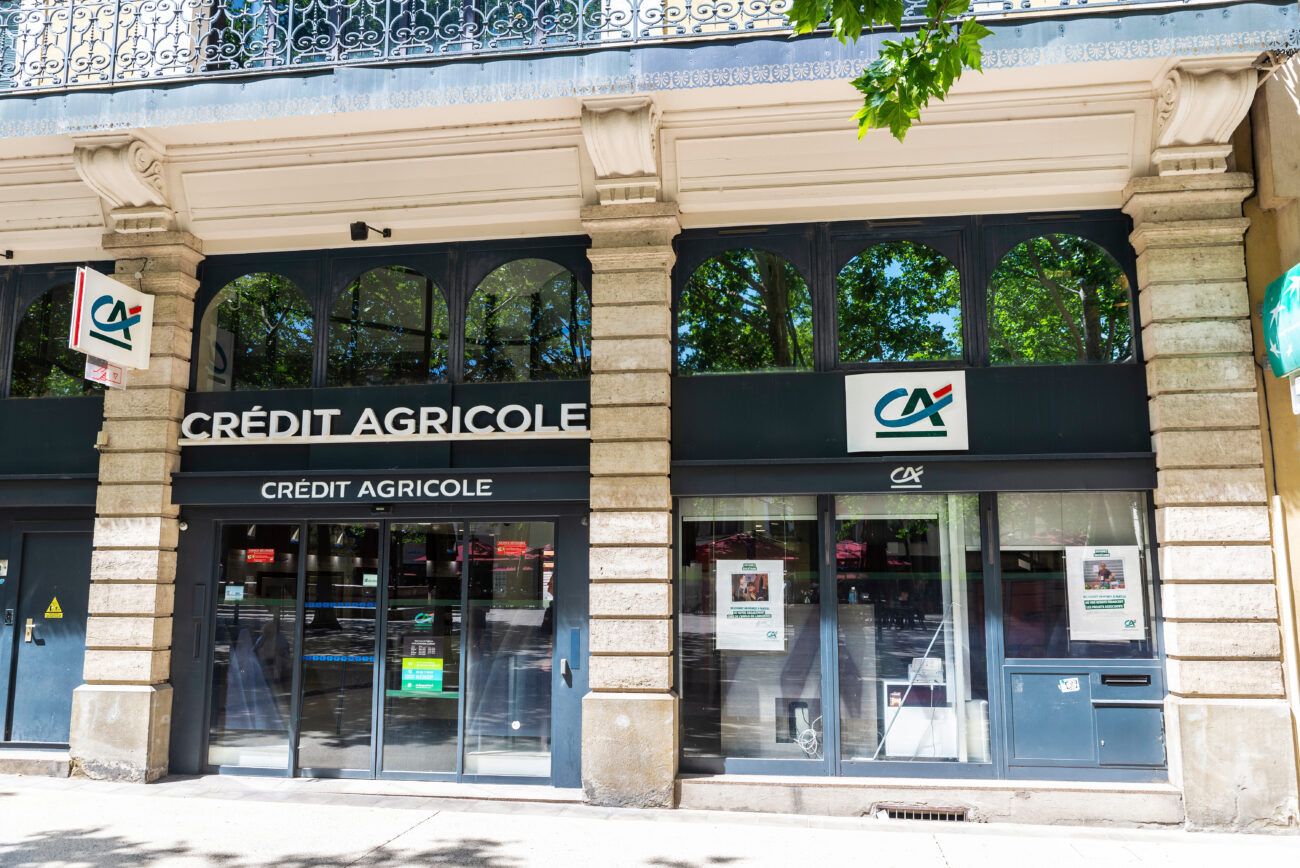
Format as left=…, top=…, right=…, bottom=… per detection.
left=715, top=559, right=785, bottom=651
left=1065, top=545, right=1146, bottom=642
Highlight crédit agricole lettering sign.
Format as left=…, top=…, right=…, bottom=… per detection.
left=180, top=401, right=589, bottom=445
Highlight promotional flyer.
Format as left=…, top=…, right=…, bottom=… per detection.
left=1064, top=545, right=1146, bottom=641
left=715, top=559, right=785, bottom=651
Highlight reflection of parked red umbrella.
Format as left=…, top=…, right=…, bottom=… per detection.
left=693, top=533, right=800, bottom=571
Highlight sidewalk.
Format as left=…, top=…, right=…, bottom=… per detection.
left=0, top=772, right=1295, bottom=867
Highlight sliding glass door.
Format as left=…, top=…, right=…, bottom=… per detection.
left=207, top=518, right=557, bottom=780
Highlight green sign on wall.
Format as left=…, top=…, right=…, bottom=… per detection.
left=1264, top=263, right=1300, bottom=377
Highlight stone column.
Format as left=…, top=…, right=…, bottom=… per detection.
left=67, top=133, right=202, bottom=782
left=1124, top=67, right=1298, bottom=828
left=579, top=96, right=681, bottom=807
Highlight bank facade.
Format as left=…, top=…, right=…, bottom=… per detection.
left=0, top=0, right=1298, bottom=832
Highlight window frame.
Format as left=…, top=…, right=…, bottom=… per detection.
left=672, top=212, right=1139, bottom=375
left=191, top=237, right=591, bottom=390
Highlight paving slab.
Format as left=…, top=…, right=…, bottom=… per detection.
left=0, top=773, right=1295, bottom=867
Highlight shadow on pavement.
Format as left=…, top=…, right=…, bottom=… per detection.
left=0, top=828, right=521, bottom=867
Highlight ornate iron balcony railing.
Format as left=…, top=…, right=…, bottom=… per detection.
left=0, top=0, right=1202, bottom=94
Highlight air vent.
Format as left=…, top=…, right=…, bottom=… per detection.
left=875, top=804, right=968, bottom=822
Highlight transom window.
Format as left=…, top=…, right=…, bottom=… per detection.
left=677, top=249, right=813, bottom=375
left=673, top=219, right=1135, bottom=372
left=10, top=282, right=102, bottom=398
left=191, top=244, right=591, bottom=391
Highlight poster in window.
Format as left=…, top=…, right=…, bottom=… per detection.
left=1065, top=546, right=1146, bottom=641
left=715, top=559, right=784, bottom=651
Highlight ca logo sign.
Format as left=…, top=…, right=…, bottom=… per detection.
left=846, top=372, right=969, bottom=453
left=89, top=294, right=143, bottom=350
left=69, top=267, right=153, bottom=371
left=873, top=384, right=953, bottom=439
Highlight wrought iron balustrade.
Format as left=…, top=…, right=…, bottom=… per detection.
left=0, top=0, right=1203, bottom=93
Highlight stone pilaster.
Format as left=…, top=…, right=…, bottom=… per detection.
left=580, top=202, right=680, bottom=807
left=1124, top=171, right=1299, bottom=828
left=68, top=231, right=203, bottom=782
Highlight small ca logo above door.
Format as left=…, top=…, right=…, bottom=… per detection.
left=889, top=465, right=924, bottom=490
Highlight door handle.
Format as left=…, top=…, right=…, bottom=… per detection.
left=24, top=618, right=33, bottom=643
left=560, top=657, right=572, bottom=687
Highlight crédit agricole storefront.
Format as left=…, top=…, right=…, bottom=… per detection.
left=164, top=211, right=1164, bottom=789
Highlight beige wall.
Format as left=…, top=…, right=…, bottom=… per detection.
left=1240, top=85, right=1300, bottom=796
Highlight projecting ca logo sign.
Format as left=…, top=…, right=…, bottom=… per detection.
left=845, top=371, right=969, bottom=453
left=68, top=267, right=153, bottom=370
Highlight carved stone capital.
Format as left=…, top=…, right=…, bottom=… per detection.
left=72, top=133, right=175, bottom=233
left=581, top=96, right=662, bottom=205
left=1151, top=67, right=1256, bottom=176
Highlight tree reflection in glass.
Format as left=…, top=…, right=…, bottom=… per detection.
left=197, top=273, right=314, bottom=391
left=464, top=259, right=590, bottom=382
left=678, top=250, right=813, bottom=374
left=10, top=283, right=103, bottom=397
left=987, top=235, right=1132, bottom=364
left=837, top=241, right=962, bottom=363
left=328, top=266, right=449, bottom=387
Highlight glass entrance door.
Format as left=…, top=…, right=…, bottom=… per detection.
left=297, top=523, right=381, bottom=774
left=834, top=494, right=989, bottom=770
left=207, top=518, right=557, bottom=780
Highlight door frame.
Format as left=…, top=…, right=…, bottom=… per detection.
left=187, top=502, right=587, bottom=785
left=0, top=520, right=93, bottom=747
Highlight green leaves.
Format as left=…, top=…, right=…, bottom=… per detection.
left=785, top=0, right=992, bottom=141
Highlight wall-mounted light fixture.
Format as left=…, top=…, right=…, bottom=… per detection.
left=2, top=251, right=13, bottom=260
left=349, top=221, right=391, bottom=241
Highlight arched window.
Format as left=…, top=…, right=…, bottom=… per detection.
left=987, top=235, right=1133, bottom=364
left=677, top=249, right=812, bottom=374
left=197, top=273, right=313, bottom=391
left=9, top=283, right=102, bottom=398
left=837, top=241, right=962, bottom=363
left=327, top=266, right=449, bottom=387
left=464, top=259, right=590, bottom=382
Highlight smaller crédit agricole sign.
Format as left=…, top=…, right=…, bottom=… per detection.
left=179, top=402, right=590, bottom=445
left=68, top=267, right=154, bottom=370
left=844, top=371, right=970, bottom=452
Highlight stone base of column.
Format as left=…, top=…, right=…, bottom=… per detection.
left=1164, top=695, right=1299, bottom=830
left=68, top=683, right=173, bottom=782
left=582, top=692, right=678, bottom=808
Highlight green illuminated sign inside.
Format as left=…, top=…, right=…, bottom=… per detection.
left=1264, top=264, right=1300, bottom=377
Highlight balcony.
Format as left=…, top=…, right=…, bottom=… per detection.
left=0, top=0, right=1225, bottom=95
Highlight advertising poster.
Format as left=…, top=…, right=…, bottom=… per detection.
left=1065, top=545, right=1146, bottom=641
left=400, top=636, right=445, bottom=693
left=715, top=559, right=785, bottom=651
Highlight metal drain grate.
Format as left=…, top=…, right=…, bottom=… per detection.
left=876, top=804, right=968, bottom=822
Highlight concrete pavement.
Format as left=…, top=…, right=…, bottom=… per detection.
left=0, top=772, right=1295, bottom=867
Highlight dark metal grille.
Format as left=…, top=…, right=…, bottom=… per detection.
left=0, top=0, right=1217, bottom=95
left=878, top=804, right=969, bottom=821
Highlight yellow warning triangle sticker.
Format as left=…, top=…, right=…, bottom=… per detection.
left=45, top=597, right=62, bottom=618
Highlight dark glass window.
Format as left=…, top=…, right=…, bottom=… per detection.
left=10, top=283, right=103, bottom=398
left=197, top=273, right=313, bottom=391
left=464, top=259, right=590, bottom=382
left=677, top=249, right=812, bottom=374
left=837, top=241, right=962, bottom=363
left=678, top=496, right=822, bottom=764
left=987, top=235, right=1132, bottom=364
left=328, top=266, right=449, bottom=387
left=998, top=492, right=1155, bottom=660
